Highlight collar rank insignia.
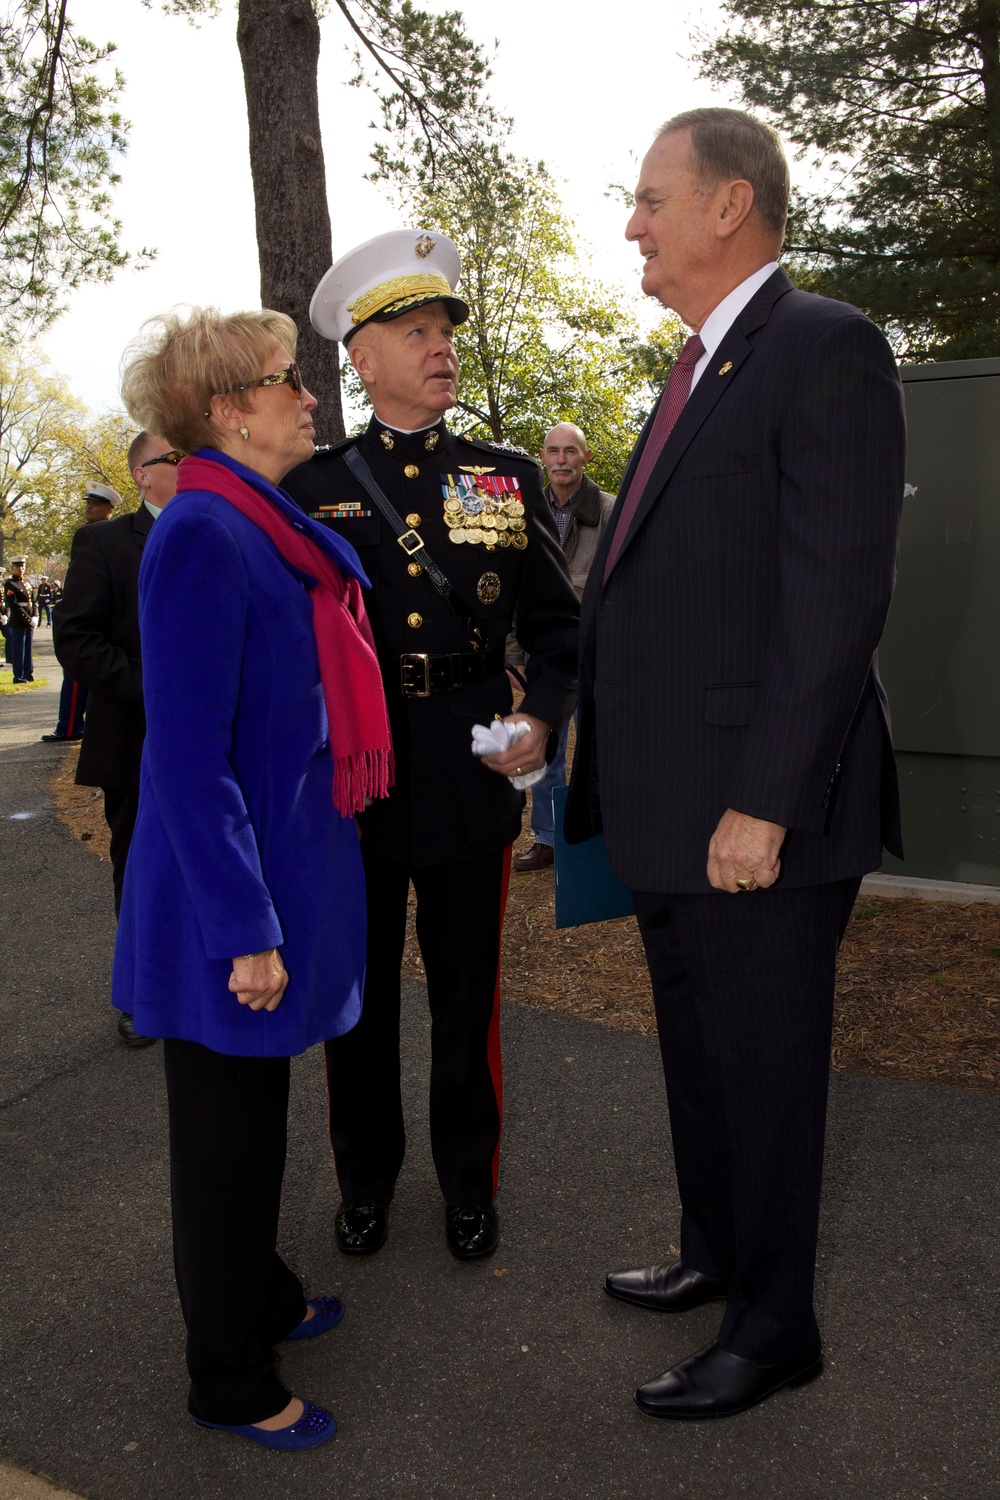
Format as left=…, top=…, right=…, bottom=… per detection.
left=718, top=361, right=733, bottom=375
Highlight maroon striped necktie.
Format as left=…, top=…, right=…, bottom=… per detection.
left=603, top=332, right=705, bottom=581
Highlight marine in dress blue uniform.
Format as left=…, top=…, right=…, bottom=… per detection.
left=284, top=230, right=579, bottom=1259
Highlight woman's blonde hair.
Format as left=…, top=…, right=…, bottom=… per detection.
left=119, top=306, right=299, bottom=456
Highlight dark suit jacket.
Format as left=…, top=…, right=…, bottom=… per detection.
left=565, top=269, right=906, bottom=892
left=53, top=505, right=153, bottom=788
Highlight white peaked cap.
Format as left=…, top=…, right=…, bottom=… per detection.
left=310, top=229, right=470, bottom=346
left=85, top=482, right=121, bottom=507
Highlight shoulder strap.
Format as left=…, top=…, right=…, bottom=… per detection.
left=343, top=445, right=487, bottom=653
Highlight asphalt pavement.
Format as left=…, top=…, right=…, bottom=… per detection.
left=1, top=634, right=998, bottom=1500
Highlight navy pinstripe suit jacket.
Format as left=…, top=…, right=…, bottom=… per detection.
left=564, top=268, right=906, bottom=892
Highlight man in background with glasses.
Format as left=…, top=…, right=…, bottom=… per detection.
left=54, top=433, right=180, bottom=1047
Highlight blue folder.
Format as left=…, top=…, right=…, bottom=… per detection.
left=552, top=786, right=635, bottom=929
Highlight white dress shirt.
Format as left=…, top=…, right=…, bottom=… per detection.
left=689, top=261, right=780, bottom=393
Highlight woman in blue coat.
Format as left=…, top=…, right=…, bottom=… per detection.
left=116, top=307, right=392, bottom=1450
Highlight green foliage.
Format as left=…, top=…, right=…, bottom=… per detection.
left=0, top=347, right=137, bottom=567
left=356, top=139, right=684, bottom=493
left=340, top=0, right=507, bottom=191
left=64, top=409, right=137, bottom=503
left=0, top=0, right=151, bottom=334
left=29, top=408, right=139, bottom=560
left=343, top=6, right=686, bottom=489
left=697, top=0, right=1000, bottom=360
left=0, top=343, right=85, bottom=564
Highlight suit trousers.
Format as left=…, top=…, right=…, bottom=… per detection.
left=325, top=843, right=510, bottom=1207
left=162, top=1039, right=307, bottom=1424
left=632, top=877, right=860, bottom=1362
left=102, top=785, right=139, bottom=919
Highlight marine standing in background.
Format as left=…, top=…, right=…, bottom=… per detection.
left=285, top=230, right=579, bottom=1262
left=35, top=577, right=53, bottom=627
left=4, top=559, right=34, bottom=683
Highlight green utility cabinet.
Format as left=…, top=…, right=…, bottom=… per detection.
left=877, top=357, right=1000, bottom=884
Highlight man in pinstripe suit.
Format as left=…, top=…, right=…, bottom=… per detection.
left=565, top=109, right=905, bottom=1419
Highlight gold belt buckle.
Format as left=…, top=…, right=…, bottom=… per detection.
left=400, top=653, right=432, bottom=697
left=398, top=529, right=423, bottom=556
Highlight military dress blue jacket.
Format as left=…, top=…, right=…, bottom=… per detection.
left=112, top=448, right=371, bottom=1057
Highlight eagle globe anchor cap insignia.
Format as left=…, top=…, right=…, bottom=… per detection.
left=308, top=229, right=469, bottom=345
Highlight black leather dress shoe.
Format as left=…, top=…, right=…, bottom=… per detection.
left=445, top=1203, right=500, bottom=1260
left=117, top=1011, right=157, bottom=1048
left=635, top=1339, right=823, bottom=1420
left=604, top=1262, right=729, bottom=1313
left=335, top=1201, right=389, bottom=1256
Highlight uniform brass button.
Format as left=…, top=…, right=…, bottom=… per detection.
left=407, top=562, right=423, bottom=577
left=405, top=512, right=421, bottom=526
left=404, top=464, right=419, bottom=479
left=407, top=612, right=423, bottom=628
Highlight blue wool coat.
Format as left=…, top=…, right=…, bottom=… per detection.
left=112, top=449, right=371, bottom=1056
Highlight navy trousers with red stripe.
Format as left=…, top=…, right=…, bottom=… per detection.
left=55, top=672, right=87, bottom=737
left=325, top=843, right=509, bottom=1207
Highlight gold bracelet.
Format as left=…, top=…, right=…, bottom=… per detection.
left=233, top=949, right=270, bottom=961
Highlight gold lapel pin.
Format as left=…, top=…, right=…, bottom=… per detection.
left=718, top=361, right=733, bottom=375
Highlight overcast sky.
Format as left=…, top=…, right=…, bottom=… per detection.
left=39, top=0, right=746, bottom=415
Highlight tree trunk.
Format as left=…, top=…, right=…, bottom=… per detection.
left=236, top=0, right=344, bottom=443
left=975, top=0, right=1000, bottom=206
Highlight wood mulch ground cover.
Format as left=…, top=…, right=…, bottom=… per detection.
left=51, top=745, right=1000, bottom=1095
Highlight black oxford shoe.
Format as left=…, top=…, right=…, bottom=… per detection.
left=604, top=1262, right=729, bottom=1313
left=117, top=1012, right=157, bottom=1048
left=445, top=1203, right=500, bottom=1260
left=635, top=1339, right=823, bottom=1420
left=335, top=1201, right=390, bottom=1256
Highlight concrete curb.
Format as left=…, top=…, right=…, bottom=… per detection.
left=861, top=872, right=1000, bottom=903
left=0, top=1464, right=85, bottom=1500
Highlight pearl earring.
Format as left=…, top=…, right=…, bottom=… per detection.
left=239, top=426, right=250, bottom=441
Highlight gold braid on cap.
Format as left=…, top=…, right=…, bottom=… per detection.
left=348, top=272, right=453, bottom=326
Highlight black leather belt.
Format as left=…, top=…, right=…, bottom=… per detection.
left=400, top=643, right=506, bottom=698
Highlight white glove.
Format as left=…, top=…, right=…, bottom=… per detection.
left=471, top=719, right=546, bottom=790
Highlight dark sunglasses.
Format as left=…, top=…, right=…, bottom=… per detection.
left=141, top=450, right=184, bottom=468
left=229, top=361, right=303, bottom=397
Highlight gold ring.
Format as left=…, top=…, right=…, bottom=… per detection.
left=516, top=766, right=523, bottom=777
left=736, top=876, right=758, bottom=892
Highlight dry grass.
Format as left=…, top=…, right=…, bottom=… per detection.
left=51, top=743, right=1000, bottom=1094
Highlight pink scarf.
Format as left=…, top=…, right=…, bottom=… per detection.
left=177, top=455, right=393, bottom=816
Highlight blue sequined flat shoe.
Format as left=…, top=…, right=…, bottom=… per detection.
left=192, top=1399, right=335, bottom=1450
left=282, top=1295, right=346, bottom=1342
